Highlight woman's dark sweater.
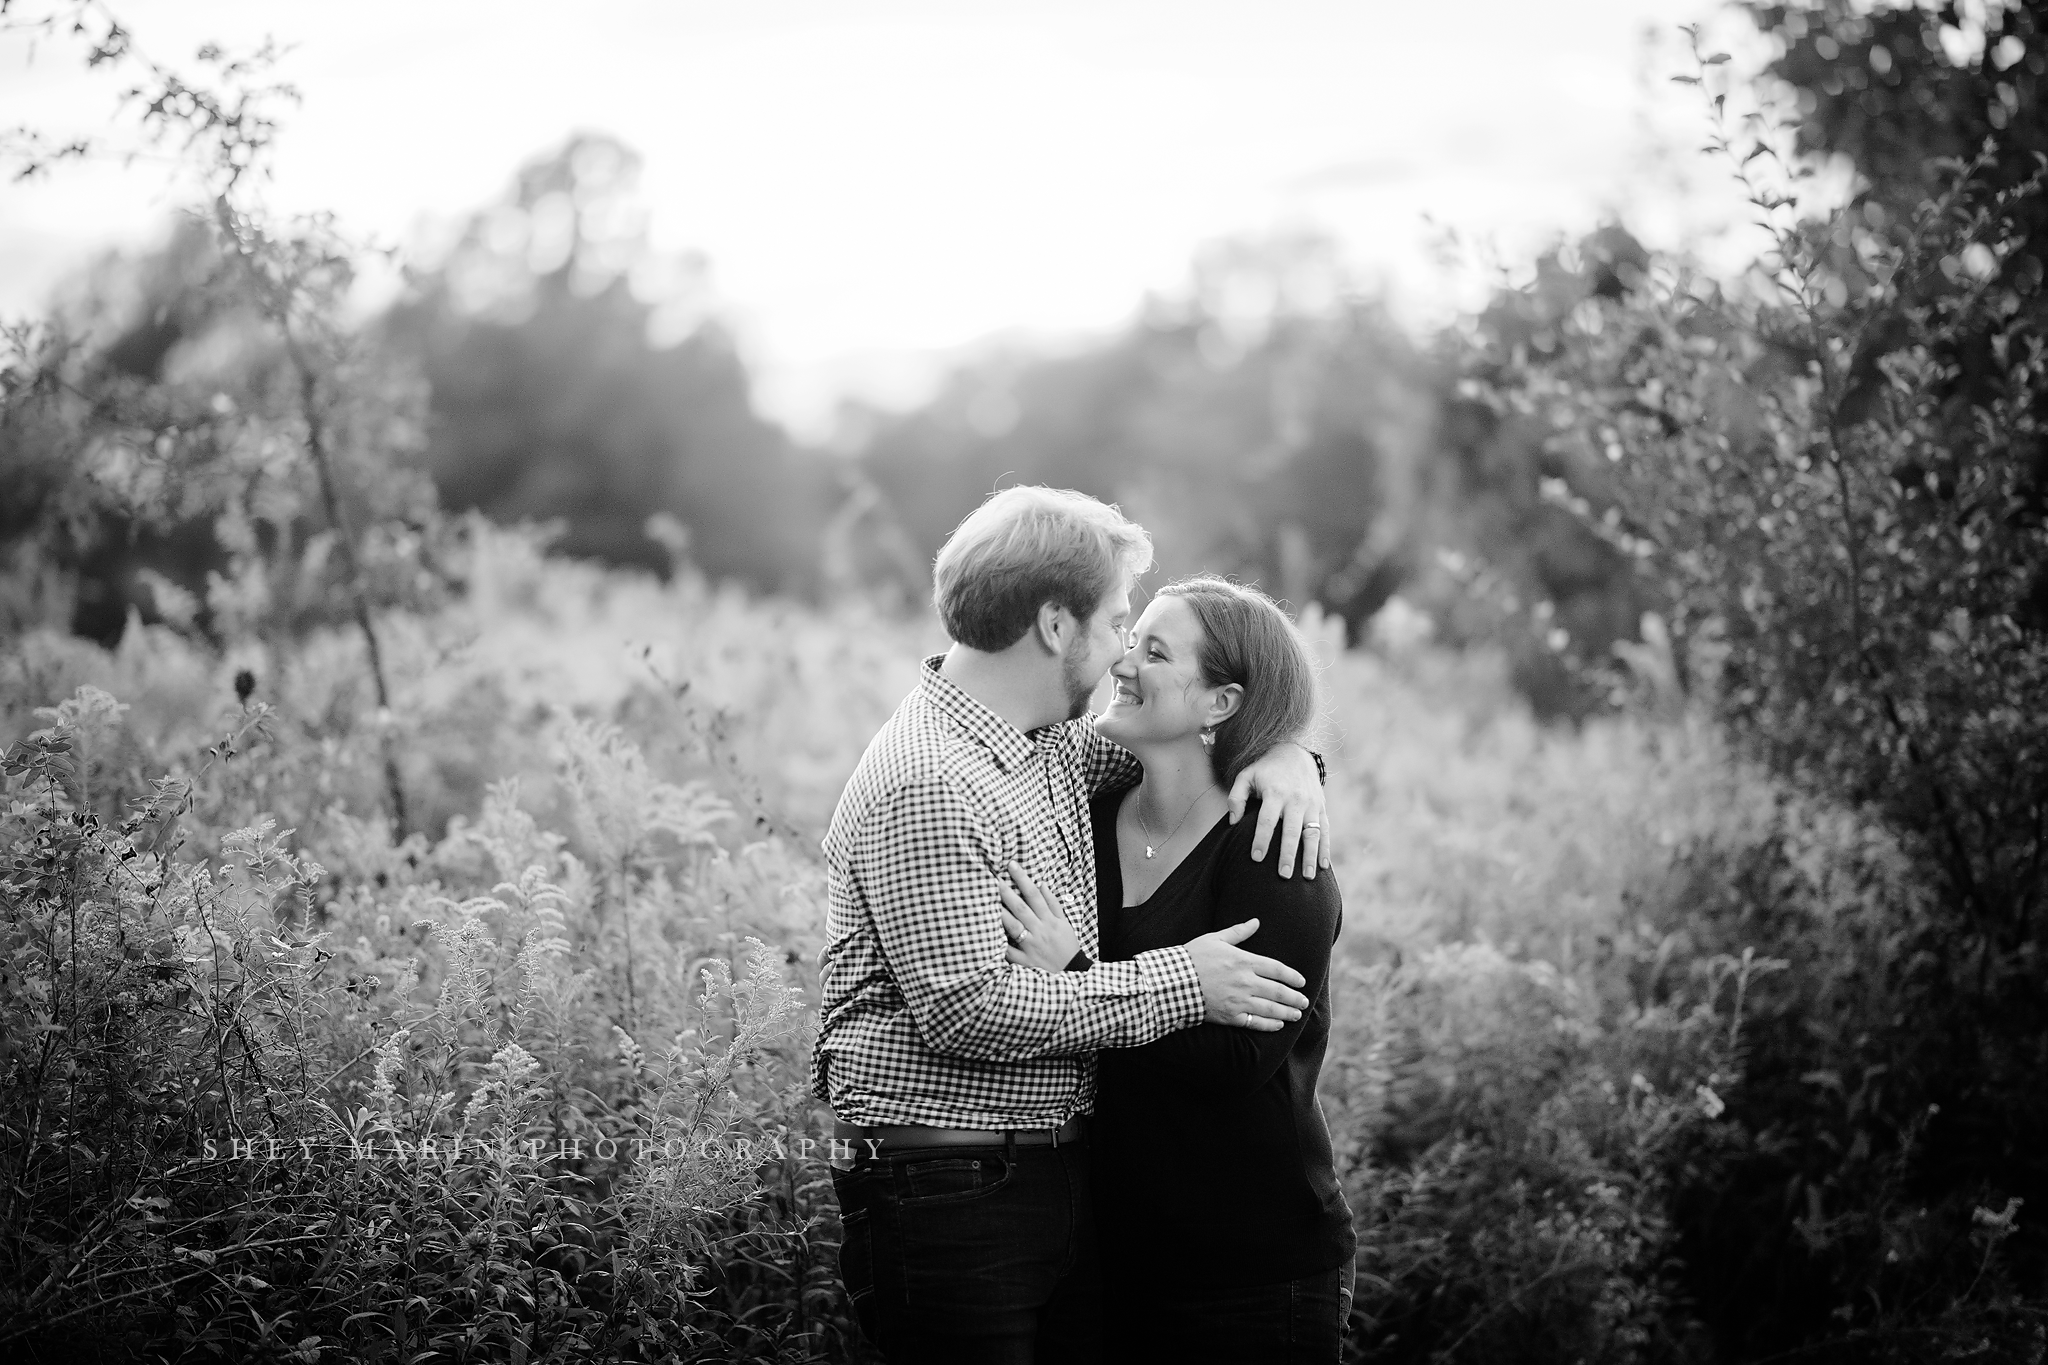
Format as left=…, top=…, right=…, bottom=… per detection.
left=1087, top=792, right=1355, bottom=1290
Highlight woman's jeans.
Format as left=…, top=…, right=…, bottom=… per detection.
left=830, top=1137, right=1101, bottom=1365
left=1105, top=1262, right=1355, bottom=1364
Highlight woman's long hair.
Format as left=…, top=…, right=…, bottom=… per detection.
left=1155, top=576, right=1320, bottom=786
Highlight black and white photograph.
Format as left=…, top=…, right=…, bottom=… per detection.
left=2, top=1, right=2044, bottom=1361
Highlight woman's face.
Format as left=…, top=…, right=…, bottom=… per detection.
left=1094, top=596, right=1236, bottom=748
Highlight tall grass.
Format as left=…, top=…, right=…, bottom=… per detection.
left=0, top=527, right=1963, bottom=1361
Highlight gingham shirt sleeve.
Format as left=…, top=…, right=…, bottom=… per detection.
left=852, top=778, right=1203, bottom=1060
left=1072, top=718, right=1143, bottom=797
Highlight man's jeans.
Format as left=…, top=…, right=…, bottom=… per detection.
left=830, top=1137, right=1101, bottom=1364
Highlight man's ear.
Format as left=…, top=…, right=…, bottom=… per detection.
left=1207, top=683, right=1245, bottom=728
left=1031, top=601, right=1068, bottom=656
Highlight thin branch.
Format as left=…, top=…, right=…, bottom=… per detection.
left=209, top=197, right=409, bottom=836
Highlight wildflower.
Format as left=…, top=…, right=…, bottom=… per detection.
left=370, top=1029, right=412, bottom=1113
left=436, top=914, right=495, bottom=1023
left=615, top=1026, right=646, bottom=1075
left=463, top=1041, right=544, bottom=1134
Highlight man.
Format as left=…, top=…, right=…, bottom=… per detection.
left=815, top=486, right=1331, bottom=1363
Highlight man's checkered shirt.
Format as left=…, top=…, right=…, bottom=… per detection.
left=812, top=656, right=1206, bottom=1130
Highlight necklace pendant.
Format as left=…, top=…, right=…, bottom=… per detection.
left=1144, top=845, right=1156, bottom=859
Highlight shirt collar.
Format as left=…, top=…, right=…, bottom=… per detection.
left=917, top=654, right=1045, bottom=773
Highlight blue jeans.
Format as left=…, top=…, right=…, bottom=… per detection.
left=830, top=1137, right=1102, bottom=1364
left=1105, top=1262, right=1355, bottom=1364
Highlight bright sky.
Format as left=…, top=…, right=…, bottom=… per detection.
left=0, top=0, right=1761, bottom=438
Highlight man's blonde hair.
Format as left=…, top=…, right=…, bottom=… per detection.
left=932, top=487, right=1154, bottom=650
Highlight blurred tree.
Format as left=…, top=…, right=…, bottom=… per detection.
left=1749, top=0, right=2048, bottom=608
left=859, top=235, right=1439, bottom=613
left=2, top=221, right=247, bottom=642
left=386, top=134, right=838, bottom=592
left=1436, top=226, right=1665, bottom=716
left=857, top=230, right=1655, bottom=717
left=1, top=218, right=445, bottom=640
left=1752, top=0, right=2044, bottom=238
left=1, top=5, right=447, bottom=830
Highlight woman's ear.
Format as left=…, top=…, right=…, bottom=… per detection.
left=1207, top=682, right=1245, bottom=728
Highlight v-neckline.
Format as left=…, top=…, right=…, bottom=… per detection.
left=1116, top=811, right=1231, bottom=910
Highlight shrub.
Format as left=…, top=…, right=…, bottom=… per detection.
left=1450, top=29, right=2048, bottom=1355
left=0, top=684, right=847, bottom=1362
left=1323, top=911, right=1755, bottom=1363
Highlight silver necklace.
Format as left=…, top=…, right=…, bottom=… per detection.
left=1135, top=785, right=1213, bottom=859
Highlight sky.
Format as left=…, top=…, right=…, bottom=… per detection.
left=0, top=0, right=1765, bottom=438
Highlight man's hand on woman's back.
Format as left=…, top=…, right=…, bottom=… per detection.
left=1186, top=920, right=1308, bottom=1032
left=1001, top=864, right=1308, bottom=1033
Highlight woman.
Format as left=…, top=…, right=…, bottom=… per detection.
left=1001, top=575, right=1355, bottom=1363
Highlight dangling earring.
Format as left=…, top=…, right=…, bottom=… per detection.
left=1200, top=727, right=1215, bottom=751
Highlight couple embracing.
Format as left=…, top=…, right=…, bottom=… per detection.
left=814, top=486, right=1355, bottom=1364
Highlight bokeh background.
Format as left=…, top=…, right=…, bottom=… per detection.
left=2, top=1, right=2044, bottom=1362
left=1, top=0, right=1767, bottom=722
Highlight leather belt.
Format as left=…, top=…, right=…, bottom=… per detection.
left=833, top=1116, right=1085, bottom=1156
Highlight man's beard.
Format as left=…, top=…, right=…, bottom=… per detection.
left=1061, top=640, right=1099, bottom=721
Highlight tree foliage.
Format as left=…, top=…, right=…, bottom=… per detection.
left=854, top=234, right=1653, bottom=716
left=1457, top=16, right=2048, bottom=1357
left=385, top=134, right=841, bottom=593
